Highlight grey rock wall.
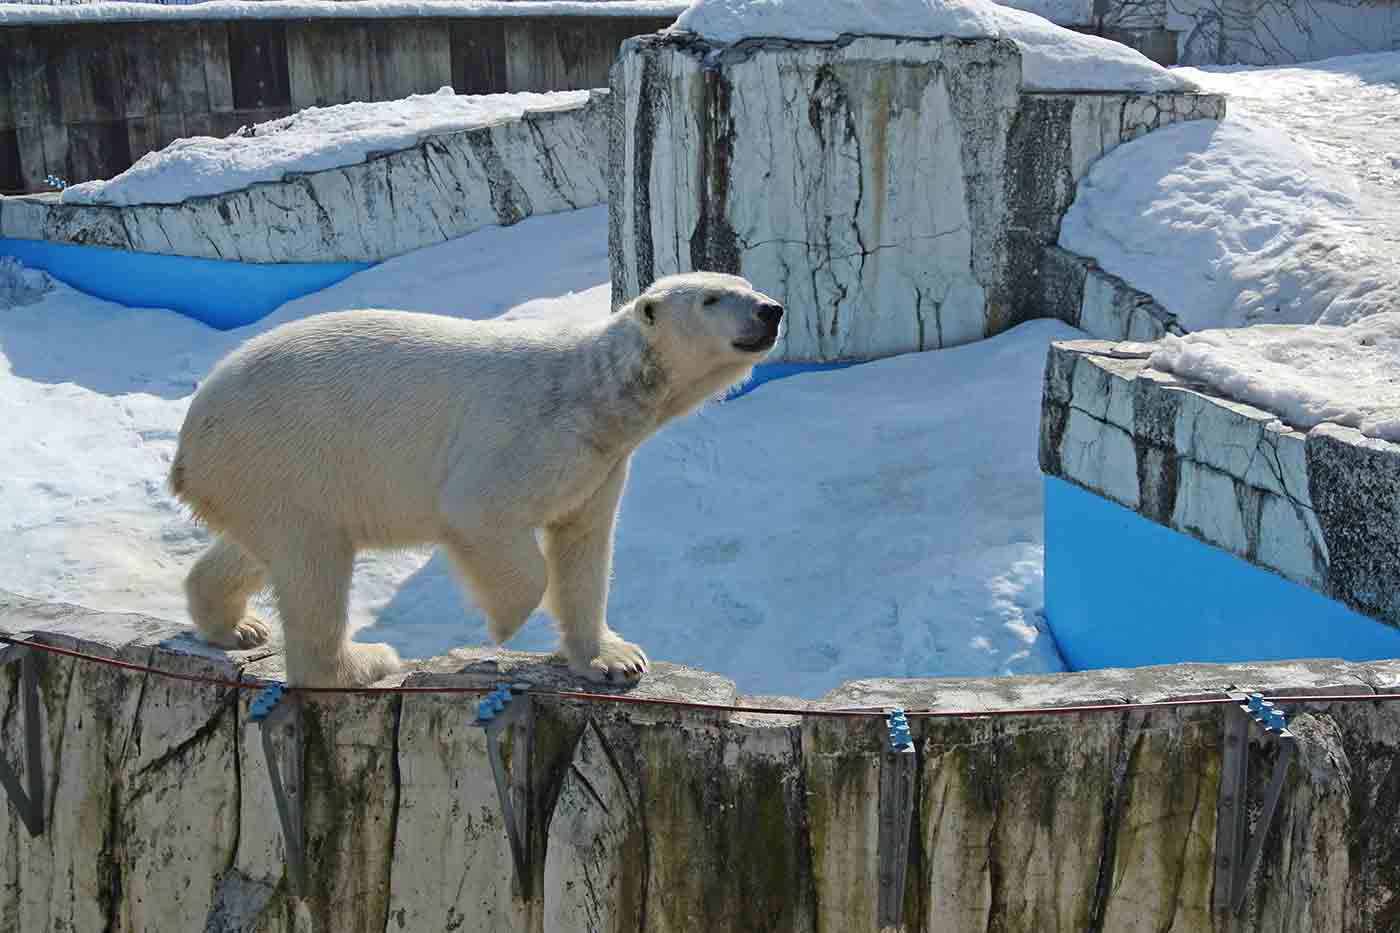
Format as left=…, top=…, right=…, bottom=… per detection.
left=1040, top=244, right=1185, bottom=341
left=6, top=588, right=1400, bottom=931
left=0, top=91, right=610, bottom=264
left=608, top=32, right=1224, bottom=362
left=1040, top=339, right=1400, bottom=627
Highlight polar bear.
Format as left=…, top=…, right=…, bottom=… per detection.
left=169, top=272, right=784, bottom=687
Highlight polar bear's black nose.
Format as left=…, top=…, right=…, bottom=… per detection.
left=758, top=302, right=784, bottom=326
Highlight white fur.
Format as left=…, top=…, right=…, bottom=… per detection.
left=170, top=272, right=782, bottom=686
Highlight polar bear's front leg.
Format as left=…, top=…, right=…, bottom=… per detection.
left=542, top=459, right=648, bottom=683
left=441, top=527, right=547, bottom=644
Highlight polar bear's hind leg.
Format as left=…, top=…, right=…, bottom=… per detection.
left=186, top=535, right=272, bottom=650
left=262, top=521, right=401, bottom=687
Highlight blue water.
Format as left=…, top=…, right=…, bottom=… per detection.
left=1043, top=475, right=1400, bottom=670
left=0, top=238, right=368, bottom=330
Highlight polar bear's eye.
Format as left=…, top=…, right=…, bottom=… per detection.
left=703, top=296, right=719, bottom=306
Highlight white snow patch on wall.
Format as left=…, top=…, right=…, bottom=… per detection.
left=672, top=0, right=1002, bottom=42
left=1059, top=53, right=1400, bottom=331
left=60, top=88, right=591, bottom=206
left=995, top=4, right=1193, bottom=91
left=1150, top=314, right=1400, bottom=443
left=995, top=0, right=1093, bottom=26
left=672, top=0, right=1195, bottom=91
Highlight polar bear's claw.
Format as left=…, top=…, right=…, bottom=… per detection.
left=569, top=631, right=649, bottom=684
left=201, top=615, right=271, bottom=651
left=235, top=616, right=272, bottom=649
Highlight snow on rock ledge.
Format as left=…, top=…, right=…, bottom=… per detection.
left=0, top=90, right=610, bottom=264
left=1150, top=315, right=1400, bottom=444
left=609, top=31, right=1222, bottom=361
left=61, top=88, right=594, bottom=208
left=672, top=0, right=1197, bottom=91
left=1041, top=338, right=1400, bottom=626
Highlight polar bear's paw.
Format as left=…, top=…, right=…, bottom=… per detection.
left=201, top=615, right=272, bottom=651
left=343, top=642, right=404, bottom=686
left=566, top=630, right=649, bottom=684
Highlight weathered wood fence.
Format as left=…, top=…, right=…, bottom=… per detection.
left=0, top=12, right=674, bottom=192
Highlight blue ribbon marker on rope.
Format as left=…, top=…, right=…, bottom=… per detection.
left=250, top=683, right=285, bottom=723
left=476, top=684, right=518, bottom=724
left=1242, top=692, right=1287, bottom=733
left=887, top=708, right=913, bottom=751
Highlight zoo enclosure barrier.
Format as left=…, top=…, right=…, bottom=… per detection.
left=0, top=632, right=1388, bottom=924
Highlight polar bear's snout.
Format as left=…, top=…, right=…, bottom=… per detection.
left=734, top=299, right=785, bottom=354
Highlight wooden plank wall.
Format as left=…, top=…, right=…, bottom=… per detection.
left=0, top=15, right=670, bottom=193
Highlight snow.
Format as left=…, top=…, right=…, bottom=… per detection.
left=1060, top=52, right=1400, bottom=332
left=1149, top=315, right=1400, bottom=443
left=672, top=0, right=1194, bottom=91
left=0, top=206, right=1069, bottom=697
left=993, top=0, right=1092, bottom=26
left=994, top=5, right=1193, bottom=91
left=0, top=0, right=687, bottom=25
left=0, top=258, right=51, bottom=308
left=61, top=88, right=591, bottom=207
left=672, top=0, right=1001, bottom=42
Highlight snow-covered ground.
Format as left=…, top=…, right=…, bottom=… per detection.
left=1060, top=51, right=1400, bottom=333
left=0, top=206, right=1069, bottom=696
left=62, top=89, right=591, bottom=206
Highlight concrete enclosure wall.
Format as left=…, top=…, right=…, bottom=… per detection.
left=607, top=33, right=1224, bottom=362
left=0, top=91, right=610, bottom=264
left=6, top=589, right=1400, bottom=932
left=0, top=14, right=675, bottom=193
left=1039, top=339, right=1400, bottom=670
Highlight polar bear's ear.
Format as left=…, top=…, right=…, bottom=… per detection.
left=640, top=300, right=656, bottom=325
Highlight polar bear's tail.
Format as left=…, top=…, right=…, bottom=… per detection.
left=168, top=447, right=220, bottom=529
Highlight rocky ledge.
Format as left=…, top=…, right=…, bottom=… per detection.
left=0, top=92, right=610, bottom=265
left=4, top=587, right=1400, bottom=931
left=1040, top=339, right=1400, bottom=627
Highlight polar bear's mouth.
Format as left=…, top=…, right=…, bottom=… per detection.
left=733, top=333, right=778, bottom=353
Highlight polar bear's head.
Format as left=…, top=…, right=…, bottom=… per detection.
left=631, top=270, right=784, bottom=360
left=625, top=271, right=784, bottom=417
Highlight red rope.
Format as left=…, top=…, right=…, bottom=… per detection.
left=3, top=633, right=1397, bottom=720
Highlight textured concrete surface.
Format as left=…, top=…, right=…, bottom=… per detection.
left=3, top=588, right=1400, bottom=931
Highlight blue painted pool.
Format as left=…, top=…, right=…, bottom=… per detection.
left=2, top=237, right=867, bottom=399
left=0, top=238, right=369, bottom=329
left=1044, top=475, right=1400, bottom=670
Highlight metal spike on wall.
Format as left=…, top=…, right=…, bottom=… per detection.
left=252, top=683, right=307, bottom=897
left=0, top=643, right=44, bottom=838
left=878, top=708, right=917, bottom=930
left=1214, top=691, right=1297, bottom=916
left=476, top=683, right=535, bottom=898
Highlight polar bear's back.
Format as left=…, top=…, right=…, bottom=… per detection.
left=172, top=308, right=588, bottom=545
